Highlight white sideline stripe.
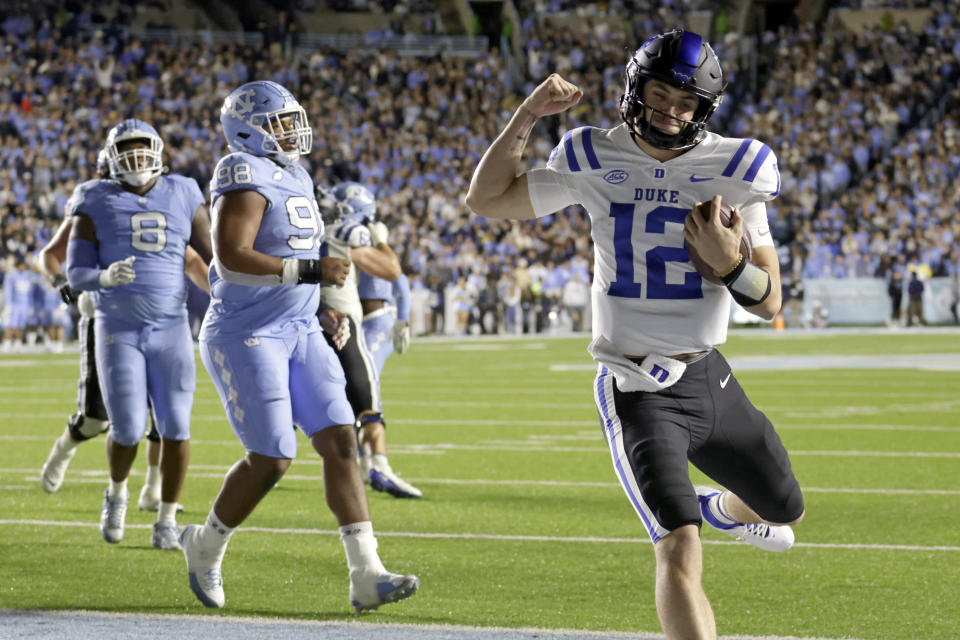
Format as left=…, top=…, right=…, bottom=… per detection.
left=1, top=519, right=957, bottom=553
left=0, top=609, right=867, bottom=640
left=5, top=469, right=960, bottom=496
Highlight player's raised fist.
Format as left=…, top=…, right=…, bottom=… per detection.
left=522, top=74, right=583, bottom=118
left=319, top=256, right=351, bottom=286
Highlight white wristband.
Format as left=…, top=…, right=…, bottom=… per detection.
left=281, top=258, right=300, bottom=285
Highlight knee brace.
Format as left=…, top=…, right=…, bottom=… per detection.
left=358, top=412, right=385, bottom=429
left=68, top=413, right=109, bottom=442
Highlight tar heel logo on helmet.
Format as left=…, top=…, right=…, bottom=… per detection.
left=224, top=89, right=256, bottom=118
left=604, top=169, right=629, bottom=184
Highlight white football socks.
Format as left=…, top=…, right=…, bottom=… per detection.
left=708, top=491, right=739, bottom=525
left=108, top=478, right=128, bottom=500
left=340, top=521, right=386, bottom=574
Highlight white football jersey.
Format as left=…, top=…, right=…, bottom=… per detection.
left=320, top=221, right=372, bottom=322
left=527, top=124, right=779, bottom=357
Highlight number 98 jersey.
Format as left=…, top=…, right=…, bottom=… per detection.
left=65, top=174, right=203, bottom=326
left=202, top=151, right=325, bottom=340
left=527, top=125, right=779, bottom=356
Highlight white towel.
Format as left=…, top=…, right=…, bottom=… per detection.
left=588, top=335, right=687, bottom=393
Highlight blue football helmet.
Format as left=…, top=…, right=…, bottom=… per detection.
left=619, top=29, right=725, bottom=150
left=103, top=119, right=164, bottom=186
left=331, top=182, right=377, bottom=224
left=220, top=81, right=311, bottom=165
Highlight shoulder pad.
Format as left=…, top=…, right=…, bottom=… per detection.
left=210, top=152, right=279, bottom=197
left=335, top=223, right=371, bottom=248
left=64, top=179, right=109, bottom=219
left=717, top=139, right=780, bottom=202
left=546, top=126, right=605, bottom=174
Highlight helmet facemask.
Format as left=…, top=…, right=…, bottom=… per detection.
left=251, top=105, right=312, bottom=165
left=107, top=135, right=163, bottom=186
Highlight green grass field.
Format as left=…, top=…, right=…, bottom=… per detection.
left=1, top=331, right=959, bottom=639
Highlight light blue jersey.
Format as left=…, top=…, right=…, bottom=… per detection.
left=65, top=175, right=203, bottom=327
left=3, top=269, right=34, bottom=329
left=200, top=152, right=324, bottom=341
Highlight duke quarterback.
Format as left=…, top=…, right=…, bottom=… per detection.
left=466, top=29, right=804, bottom=640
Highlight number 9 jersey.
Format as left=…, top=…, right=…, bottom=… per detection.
left=201, top=151, right=325, bottom=340
left=65, top=174, right=204, bottom=326
left=526, top=125, right=779, bottom=356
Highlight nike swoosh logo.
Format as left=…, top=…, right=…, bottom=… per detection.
left=689, top=175, right=714, bottom=182
left=720, top=373, right=731, bottom=389
left=757, top=229, right=770, bottom=236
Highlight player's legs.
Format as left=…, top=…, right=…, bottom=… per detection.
left=689, top=351, right=805, bottom=528
left=594, top=365, right=714, bottom=639
left=144, top=321, right=196, bottom=535
left=41, top=315, right=109, bottom=493
left=654, top=525, right=716, bottom=640
left=182, top=336, right=299, bottom=607
left=293, top=329, right=419, bottom=611
left=95, top=321, right=150, bottom=544
left=330, top=316, right=420, bottom=498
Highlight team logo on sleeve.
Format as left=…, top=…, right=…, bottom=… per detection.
left=604, top=169, right=629, bottom=184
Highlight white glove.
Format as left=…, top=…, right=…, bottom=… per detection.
left=99, top=256, right=136, bottom=287
left=391, top=319, right=411, bottom=354
left=368, top=221, right=389, bottom=246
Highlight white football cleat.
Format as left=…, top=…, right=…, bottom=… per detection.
left=696, top=485, right=794, bottom=552
left=180, top=524, right=225, bottom=608
left=100, top=488, right=128, bottom=544
left=40, top=438, right=76, bottom=493
left=152, top=521, right=182, bottom=550
left=350, top=568, right=419, bottom=613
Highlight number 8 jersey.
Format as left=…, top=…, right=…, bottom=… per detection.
left=526, top=124, right=780, bottom=356
left=65, top=173, right=204, bottom=326
left=201, top=151, right=325, bottom=340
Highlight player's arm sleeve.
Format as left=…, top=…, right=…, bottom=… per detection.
left=392, top=273, right=411, bottom=323
left=526, top=135, right=583, bottom=218
left=740, top=202, right=774, bottom=249
left=65, top=238, right=102, bottom=291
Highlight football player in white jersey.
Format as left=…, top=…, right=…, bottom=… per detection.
left=318, top=183, right=422, bottom=498
left=466, top=29, right=804, bottom=640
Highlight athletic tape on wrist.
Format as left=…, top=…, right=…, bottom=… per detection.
left=722, top=259, right=771, bottom=307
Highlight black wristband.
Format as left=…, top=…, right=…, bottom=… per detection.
left=53, top=274, right=79, bottom=304
left=297, top=259, right=324, bottom=284
left=719, top=256, right=746, bottom=286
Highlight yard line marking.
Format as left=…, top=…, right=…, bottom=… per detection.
left=1, top=519, right=957, bottom=553
left=2, top=418, right=958, bottom=432
left=5, top=470, right=960, bottom=496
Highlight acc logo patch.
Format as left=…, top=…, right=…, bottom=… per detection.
left=604, top=169, right=629, bottom=184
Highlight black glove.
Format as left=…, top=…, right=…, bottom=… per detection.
left=52, top=274, right=79, bottom=305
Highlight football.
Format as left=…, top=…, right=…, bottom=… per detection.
left=686, top=199, right=753, bottom=284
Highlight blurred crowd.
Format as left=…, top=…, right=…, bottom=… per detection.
left=2, top=0, right=959, bottom=342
